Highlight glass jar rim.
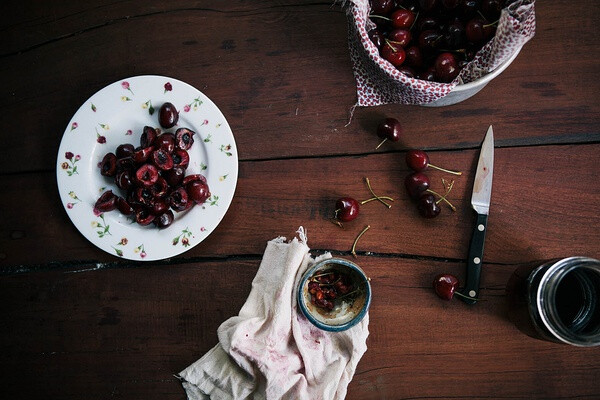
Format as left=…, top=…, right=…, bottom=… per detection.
left=536, top=256, right=600, bottom=347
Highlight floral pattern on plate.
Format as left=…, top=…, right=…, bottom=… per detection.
left=56, top=75, right=238, bottom=261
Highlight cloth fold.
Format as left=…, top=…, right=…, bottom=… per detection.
left=179, top=228, right=369, bottom=400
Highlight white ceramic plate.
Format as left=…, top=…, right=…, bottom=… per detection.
left=56, top=75, right=238, bottom=261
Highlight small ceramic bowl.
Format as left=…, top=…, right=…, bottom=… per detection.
left=297, top=258, right=371, bottom=332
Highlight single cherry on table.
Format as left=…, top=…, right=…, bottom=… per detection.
left=406, top=149, right=462, bottom=175
left=376, top=117, right=402, bottom=149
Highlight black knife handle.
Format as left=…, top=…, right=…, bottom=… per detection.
left=459, top=212, right=488, bottom=305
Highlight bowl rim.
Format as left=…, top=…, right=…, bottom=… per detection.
left=452, top=44, right=523, bottom=92
left=297, top=258, right=371, bottom=332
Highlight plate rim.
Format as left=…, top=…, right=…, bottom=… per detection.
left=56, top=74, right=238, bottom=261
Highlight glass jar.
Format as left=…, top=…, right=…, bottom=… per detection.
left=506, top=256, right=600, bottom=347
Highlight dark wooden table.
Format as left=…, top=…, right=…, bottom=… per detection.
left=2, top=1, right=600, bottom=399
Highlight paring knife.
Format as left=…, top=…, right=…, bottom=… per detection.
left=460, top=125, right=494, bottom=305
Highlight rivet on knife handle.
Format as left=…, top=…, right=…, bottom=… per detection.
left=460, top=213, right=488, bottom=304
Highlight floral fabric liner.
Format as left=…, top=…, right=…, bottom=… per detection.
left=345, top=0, right=536, bottom=106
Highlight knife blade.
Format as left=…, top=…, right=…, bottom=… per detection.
left=460, top=125, right=494, bottom=304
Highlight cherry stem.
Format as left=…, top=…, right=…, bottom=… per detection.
left=375, top=137, right=388, bottom=149
left=453, top=290, right=483, bottom=301
left=409, top=11, right=419, bottom=31
left=360, top=196, right=394, bottom=205
left=384, top=39, right=400, bottom=53
left=428, top=163, right=462, bottom=175
left=483, top=19, right=500, bottom=28
left=351, top=225, right=370, bottom=258
left=330, top=213, right=343, bottom=228
left=426, top=188, right=456, bottom=211
left=368, top=14, right=391, bottom=21
left=437, top=48, right=467, bottom=54
left=365, top=177, right=392, bottom=208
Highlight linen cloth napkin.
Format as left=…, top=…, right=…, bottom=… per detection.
left=178, top=227, right=369, bottom=399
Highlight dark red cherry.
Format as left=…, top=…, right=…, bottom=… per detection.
left=140, top=126, right=157, bottom=148
left=405, top=46, right=423, bottom=68
left=435, top=52, right=460, bottom=82
left=172, top=149, right=190, bottom=169
left=406, top=149, right=429, bottom=171
left=115, top=169, right=133, bottom=190
left=381, top=41, right=406, bottom=67
left=135, top=164, right=159, bottom=187
left=406, top=149, right=462, bottom=174
left=370, top=0, right=394, bottom=14
left=154, top=210, right=174, bottom=229
left=418, top=16, right=439, bottom=32
left=159, top=102, right=179, bottom=129
left=419, top=0, right=439, bottom=12
left=377, top=118, right=402, bottom=142
left=335, top=197, right=360, bottom=222
left=433, top=273, right=459, bottom=300
left=155, top=133, right=176, bottom=154
left=444, top=20, right=465, bottom=49
left=150, top=198, right=169, bottom=215
left=135, top=186, right=154, bottom=206
left=116, top=143, right=135, bottom=159
left=94, top=190, right=117, bottom=212
left=186, top=181, right=211, bottom=204
left=116, top=197, right=134, bottom=216
left=175, top=128, right=195, bottom=150
left=419, top=30, right=441, bottom=53
left=481, top=0, right=504, bottom=21
left=100, top=153, right=117, bottom=177
left=405, top=172, right=430, bottom=199
left=388, top=29, right=412, bottom=48
left=164, top=167, right=185, bottom=187
left=150, top=177, right=169, bottom=198
left=133, top=146, right=153, bottom=164
left=417, top=193, right=441, bottom=218
left=417, top=66, right=437, bottom=82
left=397, top=66, right=416, bottom=78
left=116, top=156, right=135, bottom=173
left=391, top=9, right=415, bottom=29
left=135, top=208, right=156, bottom=226
left=182, top=174, right=208, bottom=186
left=169, top=186, right=191, bottom=212
left=460, top=0, right=480, bottom=19
left=152, top=148, right=174, bottom=171
left=465, top=17, right=491, bottom=43
left=368, top=29, right=385, bottom=49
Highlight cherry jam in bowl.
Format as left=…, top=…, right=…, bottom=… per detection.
left=297, top=258, right=371, bottom=332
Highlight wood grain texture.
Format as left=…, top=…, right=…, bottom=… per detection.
left=1, top=258, right=599, bottom=399
left=0, top=1, right=599, bottom=174
left=1, top=0, right=600, bottom=399
left=2, top=145, right=600, bottom=269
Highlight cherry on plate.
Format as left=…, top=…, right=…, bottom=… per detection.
left=94, top=190, right=118, bottom=212
left=159, top=102, right=179, bottom=129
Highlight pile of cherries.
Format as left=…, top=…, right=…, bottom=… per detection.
left=368, top=0, right=506, bottom=82
left=404, top=149, right=461, bottom=218
left=308, top=269, right=355, bottom=311
left=94, top=102, right=210, bottom=229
